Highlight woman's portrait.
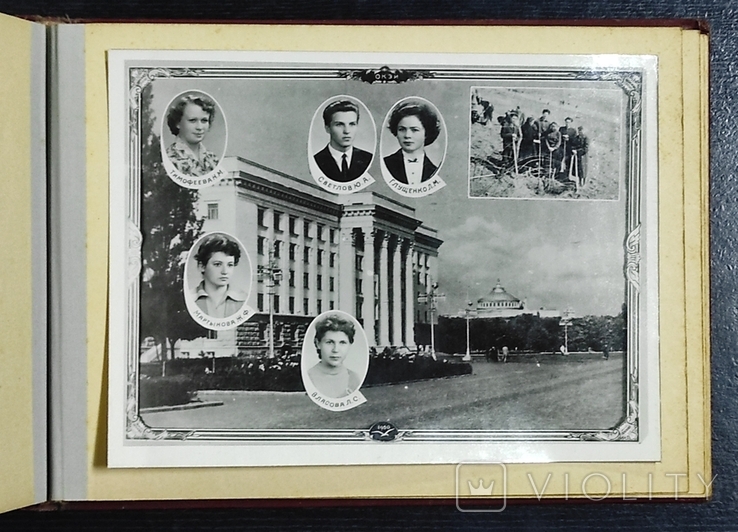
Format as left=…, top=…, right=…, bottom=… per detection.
left=184, top=232, right=253, bottom=329
left=163, top=91, right=224, bottom=178
left=382, top=99, right=445, bottom=185
left=301, top=312, right=369, bottom=402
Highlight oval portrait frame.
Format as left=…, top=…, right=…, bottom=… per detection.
left=160, top=89, right=229, bottom=189
left=379, top=96, right=448, bottom=198
left=307, top=95, right=377, bottom=195
left=183, top=231, right=254, bottom=331
left=300, top=310, right=370, bottom=410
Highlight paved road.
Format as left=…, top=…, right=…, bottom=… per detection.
left=142, top=353, right=626, bottom=432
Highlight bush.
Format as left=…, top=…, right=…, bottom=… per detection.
left=139, top=375, right=196, bottom=408
left=190, top=355, right=304, bottom=392
left=139, top=348, right=472, bottom=399
left=364, top=348, right=472, bottom=386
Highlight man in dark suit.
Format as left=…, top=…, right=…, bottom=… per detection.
left=571, top=125, right=589, bottom=185
left=532, top=109, right=551, bottom=159
left=558, top=117, right=577, bottom=172
left=313, top=100, right=373, bottom=183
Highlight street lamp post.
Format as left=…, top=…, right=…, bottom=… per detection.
left=559, top=307, right=575, bottom=355
left=257, top=244, right=282, bottom=359
left=417, top=281, right=445, bottom=361
left=463, top=300, right=475, bottom=362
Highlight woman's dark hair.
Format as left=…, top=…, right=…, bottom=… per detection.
left=314, top=313, right=356, bottom=351
left=166, top=93, right=216, bottom=136
left=388, top=101, right=441, bottom=146
left=194, top=233, right=240, bottom=268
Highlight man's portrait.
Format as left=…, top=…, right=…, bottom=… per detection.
left=309, top=97, right=376, bottom=188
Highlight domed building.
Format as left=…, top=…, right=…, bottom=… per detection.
left=475, top=280, right=559, bottom=318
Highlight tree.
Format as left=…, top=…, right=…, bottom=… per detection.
left=526, top=322, right=555, bottom=352
left=138, top=86, right=206, bottom=369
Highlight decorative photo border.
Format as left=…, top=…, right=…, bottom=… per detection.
left=108, top=51, right=659, bottom=467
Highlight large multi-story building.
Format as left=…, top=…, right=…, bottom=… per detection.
left=178, top=156, right=442, bottom=359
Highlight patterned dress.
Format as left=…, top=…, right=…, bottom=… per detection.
left=166, top=139, right=219, bottom=176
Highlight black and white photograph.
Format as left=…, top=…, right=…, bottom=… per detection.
left=379, top=96, right=447, bottom=197
left=469, top=85, right=623, bottom=200
left=301, top=310, right=369, bottom=411
left=308, top=95, right=376, bottom=194
left=160, top=89, right=228, bottom=188
left=108, top=52, right=658, bottom=467
left=183, top=231, right=254, bottom=330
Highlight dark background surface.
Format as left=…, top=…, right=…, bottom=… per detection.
left=0, top=1, right=735, bottom=530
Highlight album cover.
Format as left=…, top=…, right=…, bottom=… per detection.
left=0, top=16, right=710, bottom=511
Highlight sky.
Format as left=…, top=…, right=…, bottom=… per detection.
left=145, top=58, right=630, bottom=317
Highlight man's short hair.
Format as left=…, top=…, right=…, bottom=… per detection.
left=541, top=109, right=551, bottom=115
left=194, top=233, right=241, bottom=267
left=388, top=101, right=442, bottom=146
left=314, top=313, right=356, bottom=344
left=323, top=100, right=360, bottom=126
left=166, top=93, right=216, bottom=136
left=565, top=117, right=573, bottom=122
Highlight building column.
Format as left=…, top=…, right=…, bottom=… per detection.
left=361, top=226, right=376, bottom=346
left=404, top=241, right=416, bottom=348
left=264, top=207, right=274, bottom=314
left=279, top=234, right=289, bottom=315
left=378, top=232, right=390, bottom=347
left=392, top=236, right=403, bottom=346
left=338, top=227, right=355, bottom=314
left=295, top=218, right=305, bottom=315
left=307, top=236, right=317, bottom=315
left=321, top=241, right=330, bottom=311
left=428, top=254, right=439, bottom=286
left=417, top=251, right=425, bottom=292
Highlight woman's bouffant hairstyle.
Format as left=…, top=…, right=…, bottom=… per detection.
left=166, top=93, right=217, bottom=136
left=388, top=101, right=441, bottom=146
left=194, top=233, right=241, bottom=268
left=314, top=313, right=356, bottom=356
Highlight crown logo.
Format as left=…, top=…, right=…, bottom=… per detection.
left=467, top=478, right=495, bottom=496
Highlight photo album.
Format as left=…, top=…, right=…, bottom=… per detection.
left=0, top=15, right=710, bottom=511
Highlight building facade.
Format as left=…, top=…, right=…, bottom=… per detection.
left=178, top=156, right=442, bottom=358
left=473, top=280, right=560, bottom=319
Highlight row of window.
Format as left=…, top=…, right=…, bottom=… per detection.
left=257, top=293, right=335, bottom=315
left=257, top=237, right=337, bottom=266
left=480, top=301, right=522, bottom=308
left=283, top=271, right=335, bottom=291
left=208, top=203, right=433, bottom=272
left=257, top=207, right=337, bottom=242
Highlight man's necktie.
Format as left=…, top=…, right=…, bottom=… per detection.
left=341, top=154, right=348, bottom=180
